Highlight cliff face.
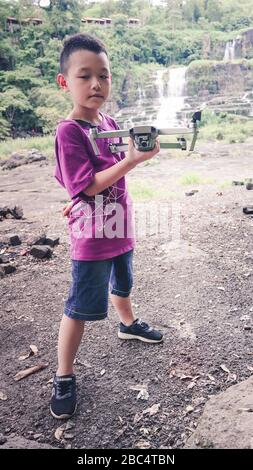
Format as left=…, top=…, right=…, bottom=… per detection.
left=202, top=28, right=253, bottom=61
left=187, top=60, right=253, bottom=98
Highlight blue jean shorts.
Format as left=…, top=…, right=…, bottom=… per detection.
left=64, top=249, right=133, bottom=321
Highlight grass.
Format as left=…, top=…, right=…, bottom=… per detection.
left=198, top=110, right=253, bottom=144
left=179, top=172, right=215, bottom=185
left=128, top=179, right=176, bottom=201
left=0, top=135, right=55, bottom=160
left=199, top=121, right=253, bottom=144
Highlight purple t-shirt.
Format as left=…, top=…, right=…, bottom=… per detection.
left=54, top=113, right=135, bottom=260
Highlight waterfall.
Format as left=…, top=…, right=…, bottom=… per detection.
left=223, top=40, right=236, bottom=61
left=243, top=89, right=253, bottom=117
left=155, top=66, right=187, bottom=127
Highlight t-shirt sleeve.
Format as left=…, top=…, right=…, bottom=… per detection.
left=55, top=122, right=95, bottom=199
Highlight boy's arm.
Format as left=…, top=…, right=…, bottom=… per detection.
left=83, top=138, right=160, bottom=197
left=62, top=138, right=160, bottom=217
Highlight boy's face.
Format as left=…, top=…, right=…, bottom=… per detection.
left=58, top=49, right=111, bottom=111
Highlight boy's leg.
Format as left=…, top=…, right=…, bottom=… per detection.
left=51, top=258, right=111, bottom=419
left=110, top=250, right=163, bottom=343
left=57, top=315, right=84, bottom=376
left=109, top=293, right=135, bottom=326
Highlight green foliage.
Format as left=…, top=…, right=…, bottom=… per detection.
left=0, top=114, right=11, bottom=141
left=1, top=0, right=253, bottom=141
left=0, top=134, right=55, bottom=160
left=0, top=87, right=31, bottom=124
left=0, top=66, right=42, bottom=93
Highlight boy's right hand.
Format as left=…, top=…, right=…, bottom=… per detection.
left=126, top=137, right=160, bottom=167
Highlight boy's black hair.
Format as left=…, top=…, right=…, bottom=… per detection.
left=60, top=33, right=108, bottom=75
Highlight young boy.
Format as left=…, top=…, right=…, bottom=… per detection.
left=51, top=33, right=163, bottom=419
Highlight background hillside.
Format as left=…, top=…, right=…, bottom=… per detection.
left=0, top=0, right=253, bottom=142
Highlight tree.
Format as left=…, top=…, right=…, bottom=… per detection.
left=0, top=87, right=32, bottom=129
left=45, top=0, right=82, bottom=39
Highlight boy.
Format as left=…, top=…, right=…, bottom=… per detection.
left=51, top=33, right=163, bottom=420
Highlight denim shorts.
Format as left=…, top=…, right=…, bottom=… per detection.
left=64, top=249, right=133, bottom=321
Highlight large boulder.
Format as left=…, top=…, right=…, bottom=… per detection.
left=185, top=376, right=253, bottom=449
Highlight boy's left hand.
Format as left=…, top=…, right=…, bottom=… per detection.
left=62, top=202, right=73, bottom=218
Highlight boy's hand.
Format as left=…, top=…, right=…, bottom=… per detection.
left=62, top=202, right=73, bottom=218
left=126, top=137, right=160, bottom=167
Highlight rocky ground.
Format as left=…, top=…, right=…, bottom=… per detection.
left=0, top=140, right=253, bottom=449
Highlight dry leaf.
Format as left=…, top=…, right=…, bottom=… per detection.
left=133, top=412, right=143, bottom=424
left=135, top=440, right=151, bottom=449
left=187, top=382, right=196, bottom=389
left=118, top=416, right=124, bottom=424
left=0, top=391, right=7, bottom=400
left=207, top=374, right=216, bottom=382
left=14, top=363, right=47, bottom=381
left=129, top=384, right=148, bottom=391
left=180, top=374, right=194, bottom=381
left=140, top=427, right=150, bottom=436
left=228, top=373, right=237, bottom=382
left=246, top=365, right=253, bottom=372
left=64, top=433, right=74, bottom=440
left=220, top=364, right=231, bottom=375
left=65, top=421, right=75, bottom=430
left=19, top=344, right=38, bottom=361
left=19, top=352, right=31, bottom=361
left=74, top=358, right=91, bottom=367
left=137, top=389, right=149, bottom=401
left=238, top=407, right=253, bottom=412
left=143, top=403, right=160, bottom=416
left=54, top=425, right=65, bottom=441
left=185, top=405, right=194, bottom=414
left=100, top=369, right=106, bottom=376
left=30, top=344, right=38, bottom=355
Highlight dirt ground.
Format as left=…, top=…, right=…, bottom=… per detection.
left=0, top=139, right=253, bottom=449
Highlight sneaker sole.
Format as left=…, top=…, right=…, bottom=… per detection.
left=118, top=331, right=163, bottom=343
left=50, top=404, right=77, bottom=420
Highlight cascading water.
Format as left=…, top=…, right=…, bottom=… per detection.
left=223, top=40, right=236, bottom=61
left=155, top=66, right=187, bottom=127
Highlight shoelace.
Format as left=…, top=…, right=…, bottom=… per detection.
left=56, top=379, right=74, bottom=399
left=136, top=319, right=153, bottom=332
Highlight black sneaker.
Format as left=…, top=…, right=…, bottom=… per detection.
left=50, top=374, right=77, bottom=419
left=118, top=318, right=163, bottom=343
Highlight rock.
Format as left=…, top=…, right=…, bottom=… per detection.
left=185, top=190, right=199, bottom=196
left=30, top=245, right=52, bottom=259
left=243, top=206, right=253, bottom=215
left=184, top=376, right=253, bottom=449
left=0, top=255, right=9, bottom=264
left=0, top=206, right=9, bottom=217
left=43, top=237, right=60, bottom=247
left=26, top=149, right=46, bottom=165
left=27, top=233, right=47, bottom=246
left=9, top=206, right=23, bottom=219
left=27, top=234, right=59, bottom=247
left=232, top=181, right=244, bottom=186
left=0, top=267, right=5, bottom=278
left=2, top=264, right=16, bottom=275
left=0, top=153, right=25, bottom=170
left=9, top=235, right=22, bottom=246
left=246, top=183, right=253, bottom=190
left=0, top=434, right=7, bottom=445
left=0, top=206, right=23, bottom=220
left=0, top=150, right=46, bottom=170
left=0, top=436, right=56, bottom=449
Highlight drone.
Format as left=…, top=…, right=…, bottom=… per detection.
left=88, top=111, right=202, bottom=156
